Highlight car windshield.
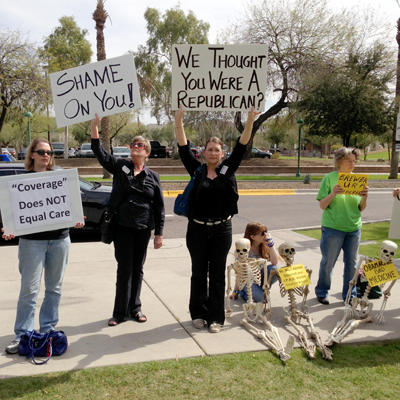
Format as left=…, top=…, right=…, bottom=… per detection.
left=79, top=177, right=97, bottom=190
left=81, top=144, right=91, bottom=150
left=114, top=148, right=129, bottom=153
left=52, top=144, right=64, bottom=149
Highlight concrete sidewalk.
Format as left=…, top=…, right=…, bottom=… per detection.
left=1, top=230, right=400, bottom=378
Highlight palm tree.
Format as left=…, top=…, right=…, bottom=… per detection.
left=93, top=0, right=111, bottom=179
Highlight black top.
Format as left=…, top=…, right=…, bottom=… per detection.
left=20, top=170, right=69, bottom=241
left=178, top=139, right=247, bottom=221
left=91, top=139, right=165, bottom=235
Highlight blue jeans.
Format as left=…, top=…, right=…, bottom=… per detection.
left=240, top=265, right=279, bottom=303
left=14, top=237, right=70, bottom=340
left=315, top=226, right=360, bottom=301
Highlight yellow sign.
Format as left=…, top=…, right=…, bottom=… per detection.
left=279, top=264, right=311, bottom=290
left=362, top=259, right=400, bottom=287
left=338, top=173, right=369, bottom=195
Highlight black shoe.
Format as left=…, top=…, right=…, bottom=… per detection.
left=317, top=297, right=329, bottom=305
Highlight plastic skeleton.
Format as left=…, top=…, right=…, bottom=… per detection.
left=226, top=238, right=294, bottom=362
left=268, top=242, right=333, bottom=360
left=326, top=240, right=398, bottom=345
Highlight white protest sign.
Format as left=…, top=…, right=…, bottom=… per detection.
left=172, top=44, right=268, bottom=111
left=389, top=197, right=400, bottom=239
left=0, top=169, right=84, bottom=236
left=50, top=54, right=141, bottom=128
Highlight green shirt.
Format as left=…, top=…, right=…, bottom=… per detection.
left=317, top=171, right=362, bottom=232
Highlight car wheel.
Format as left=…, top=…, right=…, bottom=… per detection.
left=264, top=155, right=271, bottom=159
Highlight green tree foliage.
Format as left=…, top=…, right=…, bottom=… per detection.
left=299, top=44, right=395, bottom=147
left=0, top=29, right=48, bottom=136
left=40, top=16, right=93, bottom=73
left=133, top=5, right=209, bottom=126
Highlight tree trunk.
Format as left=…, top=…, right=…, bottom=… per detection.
left=93, top=1, right=111, bottom=179
left=389, top=18, right=400, bottom=179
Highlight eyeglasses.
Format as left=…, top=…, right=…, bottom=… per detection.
left=344, top=159, right=357, bottom=164
left=33, top=150, right=54, bottom=156
left=129, top=142, right=146, bottom=149
left=258, top=231, right=267, bottom=236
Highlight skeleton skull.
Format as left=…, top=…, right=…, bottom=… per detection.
left=236, top=238, right=251, bottom=262
left=278, top=242, right=296, bottom=266
left=380, top=240, right=398, bottom=264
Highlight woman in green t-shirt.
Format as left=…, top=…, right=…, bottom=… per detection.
left=315, top=147, right=368, bottom=305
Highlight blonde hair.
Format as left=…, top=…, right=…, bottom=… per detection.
left=334, top=147, right=360, bottom=170
left=24, top=138, right=55, bottom=171
left=204, top=136, right=224, bottom=150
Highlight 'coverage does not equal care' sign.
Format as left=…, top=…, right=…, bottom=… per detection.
left=50, top=54, right=142, bottom=128
left=171, top=44, right=268, bottom=111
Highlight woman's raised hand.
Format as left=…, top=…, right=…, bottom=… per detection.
left=174, top=104, right=186, bottom=124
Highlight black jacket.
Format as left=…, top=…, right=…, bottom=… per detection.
left=178, top=140, right=247, bottom=221
left=91, top=139, right=164, bottom=235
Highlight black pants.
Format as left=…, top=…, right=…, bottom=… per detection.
left=112, top=224, right=151, bottom=320
left=186, top=219, right=232, bottom=326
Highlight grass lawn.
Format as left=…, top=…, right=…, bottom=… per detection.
left=296, top=222, right=399, bottom=259
left=1, top=342, right=400, bottom=399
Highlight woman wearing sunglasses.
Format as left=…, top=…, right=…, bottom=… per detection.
left=3, top=138, right=84, bottom=354
left=91, top=114, right=164, bottom=326
left=174, top=105, right=259, bottom=333
left=230, top=222, right=281, bottom=303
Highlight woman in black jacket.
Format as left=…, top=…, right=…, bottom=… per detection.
left=91, top=114, right=165, bottom=326
left=174, top=106, right=259, bottom=333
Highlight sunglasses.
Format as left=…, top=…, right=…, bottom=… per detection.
left=258, top=231, right=267, bottom=236
left=33, top=150, right=54, bottom=156
left=129, top=142, right=146, bottom=149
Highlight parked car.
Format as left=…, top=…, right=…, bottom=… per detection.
left=18, top=150, right=26, bottom=160
left=149, top=140, right=167, bottom=158
left=7, top=148, right=16, bottom=157
left=51, top=142, right=65, bottom=158
left=68, top=148, right=76, bottom=158
left=1, top=148, right=10, bottom=155
left=112, top=146, right=131, bottom=159
left=251, top=148, right=272, bottom=159
left=76, top=143, right=95, bottom=158
left=0, top=163, right=112, bottom=232
left=0, top=154, right=17, bottom=162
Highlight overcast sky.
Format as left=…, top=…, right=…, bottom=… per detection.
left=2, top=0, right=400, bottom=123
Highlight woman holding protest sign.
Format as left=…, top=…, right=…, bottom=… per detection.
left=90, top=114, right=164, bottom=326
left=2, top=138, right=84, bottom=355
left=174, top=105, right=258, bottom=333
left=315, top=147, right=368, bottom=306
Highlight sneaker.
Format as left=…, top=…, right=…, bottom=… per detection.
left=209, top=322, right=221, bottom=333
left=317, top=297, right=329, bottom=305
left=193, top=319, right=205, bottom=329
left=5, top=340, right=20, bottom=354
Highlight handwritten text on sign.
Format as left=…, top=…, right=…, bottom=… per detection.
left=338, top=173, right=369, bottom=195
left=171, top=44, right=268, bottom=111
left=50, top=54, right=142, bottom=128
left=8, top=175, right=72, bottom=231
left=279, top=264, right=311, bottom=291
left=362, top=259, right=399, bottom=287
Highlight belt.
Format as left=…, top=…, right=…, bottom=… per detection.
left=193, top=215, right=232, bottom=226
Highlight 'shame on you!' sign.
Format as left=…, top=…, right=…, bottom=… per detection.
left=50, top=54, right=142, bottom=128
left=171, top=44, right=268, bottom=112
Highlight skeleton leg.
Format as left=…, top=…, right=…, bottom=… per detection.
left=241, top=318, right=292, bottom=362
left=332, top=315, right=373, bottom=343
left=376, top=280, right=397, bottom=324
left=225, top=265, right=233, bottom=317
left=305, top=314, right=333, bottom=361
left=326, top=308, right=351, bottom=346
left=284, top=315, right=316, bottom=359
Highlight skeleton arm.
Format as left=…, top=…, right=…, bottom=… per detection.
left=376, top=279, right=398, bottom=324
